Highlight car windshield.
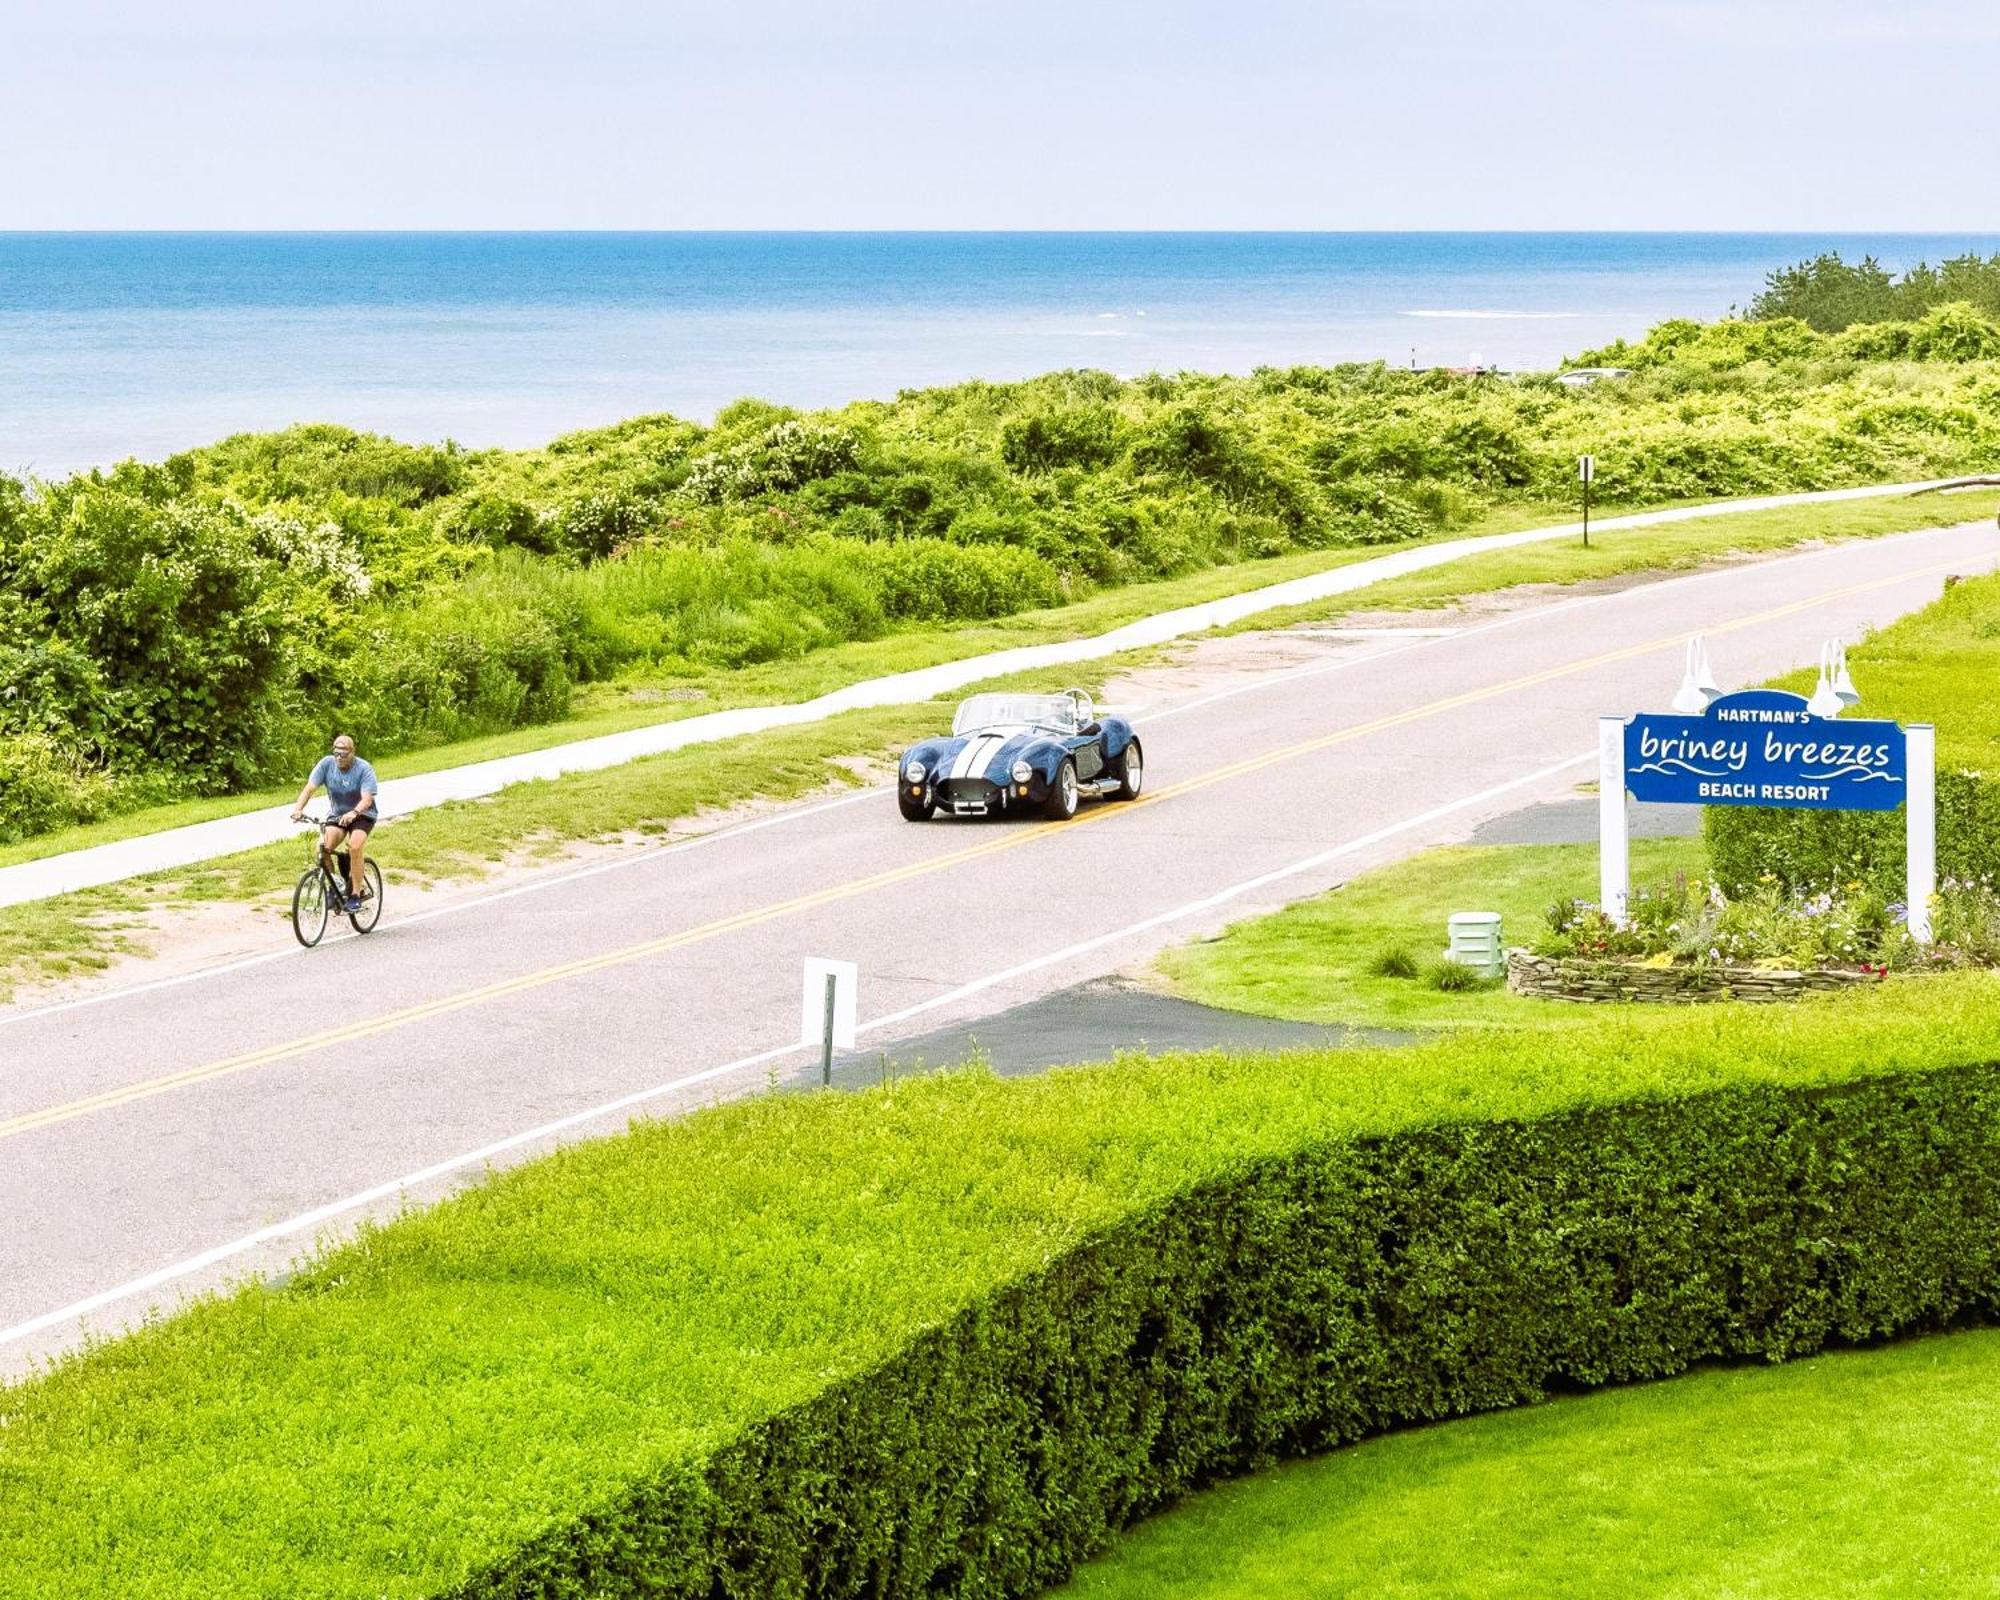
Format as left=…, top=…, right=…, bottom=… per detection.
left=952, top=694, right=1077, bottom=736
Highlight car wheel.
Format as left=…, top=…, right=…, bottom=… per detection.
left=898, top=786, right=936, bottom=821
left=1043, top=759, right=1079, bottom=821
left=1113, top=739, right=1144, bottom=800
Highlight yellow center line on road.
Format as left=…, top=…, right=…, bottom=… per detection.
left=2, top=557, right=1960, bottom=1144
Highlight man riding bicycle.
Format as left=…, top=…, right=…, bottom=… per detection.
left=290, top=734, right=379, bottom=913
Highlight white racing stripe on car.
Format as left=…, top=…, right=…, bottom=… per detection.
left=949, top=733, right=1009, bottom=782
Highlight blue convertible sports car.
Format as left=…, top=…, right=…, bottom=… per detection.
left=898, top=689, right=1143, bottom=821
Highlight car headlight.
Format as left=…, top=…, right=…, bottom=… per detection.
left=905, top=758, right=927, bottom=781
left=1010, top=760, right=1033, bottom=784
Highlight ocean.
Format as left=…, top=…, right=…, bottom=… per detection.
left=5, top=231, right=2000, bottom=477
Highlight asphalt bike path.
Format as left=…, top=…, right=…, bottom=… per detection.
left=1, top=522, right=1990, bottom=1371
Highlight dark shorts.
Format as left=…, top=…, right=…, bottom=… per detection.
left=329, top=811, right=377, bottom=835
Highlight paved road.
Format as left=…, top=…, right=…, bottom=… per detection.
left=1, top=521, right=1991, bottom=1375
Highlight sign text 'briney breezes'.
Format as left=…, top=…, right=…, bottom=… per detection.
left=1623, top=689, right=1906, bottom=812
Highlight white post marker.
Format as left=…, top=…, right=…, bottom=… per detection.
left=801, top=957, right=858, bottom=1086
left=1906, top=724, right=1936, bottom=944
left=1598, top=715, right=1629, bottom=922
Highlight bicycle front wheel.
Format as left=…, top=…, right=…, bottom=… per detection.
left=292, top=868, right=331, bottom=948
left=348, top=860, right=384, bottom=934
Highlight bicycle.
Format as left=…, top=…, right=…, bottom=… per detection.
left=292, top=815, right=384, bottom=948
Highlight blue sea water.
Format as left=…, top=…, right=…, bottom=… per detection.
left=5, top=232, right=2000, bottom=476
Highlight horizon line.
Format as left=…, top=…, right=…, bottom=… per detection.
left=6, top=226, right=2000, bottom=238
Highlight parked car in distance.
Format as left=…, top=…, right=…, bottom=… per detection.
left=896, top=689, right=1143, bottom=821
left=1554, top=366, right=1633, bottom=388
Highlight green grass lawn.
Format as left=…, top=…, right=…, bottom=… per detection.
left=1158, top=835, right=1706, bottom=1031
left=1051, top=1326, right=2000, bottom=1600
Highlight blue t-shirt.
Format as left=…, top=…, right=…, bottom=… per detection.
left=310, top=755, right=380, bottom=816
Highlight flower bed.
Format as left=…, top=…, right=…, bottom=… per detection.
left=1535, top=871, right=2000, bottom=987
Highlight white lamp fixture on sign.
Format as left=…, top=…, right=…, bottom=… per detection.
left=1832, top=640, right=1860, bottom=707
left=1807, top=641, right=1852, bottom=718
left=1694, top=634, right=1720, bottom=702
left=1671, top=635, right=1720, bottom=715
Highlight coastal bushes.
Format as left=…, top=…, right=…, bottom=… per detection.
left=7, top=295, right=2000, bottom=844
left=1572, top=300, right=2000, bottom=375
left=1748, top=250, right=2000, bottom=331
left=5, top=981, right=2000, bottom=1595
left=0, top=463, right=317, bottom=788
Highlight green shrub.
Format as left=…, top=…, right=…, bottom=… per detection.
left=1367, top=945, right=1420, bottom=979
left=7, top=988, right=2000, bottom=1595
left=1906, top=302, right=2000, bottom=362
left=1707, top=766, right=2000, bottom=899
left=0, top=466, right=302, bottom=785
left=1422, top=956, right=1492, bottom=991
left=322, top=552, right=593, bottom=752
left=178, top=423, right=468, bottom=508
left=0, top=732, right=133, bottom=842
left=679, top=420, right=862, bottom=504
left=1000, top=406, right=1122, bottom=474
left=866, top=537, right=1064, bottom=622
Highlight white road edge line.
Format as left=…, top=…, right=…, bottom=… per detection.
left=0, top=749, right=1591, bottom=1352
left=4, top=515, right=1983, bottom=1032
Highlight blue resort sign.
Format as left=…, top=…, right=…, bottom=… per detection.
left=1599, top=638, right=1937, bottom=940
left=1624, top=689, right=1907, bottom=812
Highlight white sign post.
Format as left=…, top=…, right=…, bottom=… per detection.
left=1906, top=724, right=1936, bottom=944
left=1578, top=454, right=1596, bottom=549
left=801, top=957, right=858, bottom=1086
left=1598, top=715, right=1629, bottom=922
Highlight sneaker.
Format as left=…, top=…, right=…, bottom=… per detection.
left=344, top=894, right=362, bottom=914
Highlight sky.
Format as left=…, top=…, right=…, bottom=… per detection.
left=2, top=0, right=1995, bottom=230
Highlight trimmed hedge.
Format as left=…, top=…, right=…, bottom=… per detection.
left=453, top=1067, right=2000, bottom=1598
left=7, top=983, right=2000, bottom=1595
left=1707, top=764, right=2000, bottom=894
left=1707, top=570, right=2000, bottom=893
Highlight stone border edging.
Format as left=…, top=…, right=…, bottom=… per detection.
left=0, top=475, right=1985, bottom=911
left=1506, top=947, right=1885, bottom=1004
